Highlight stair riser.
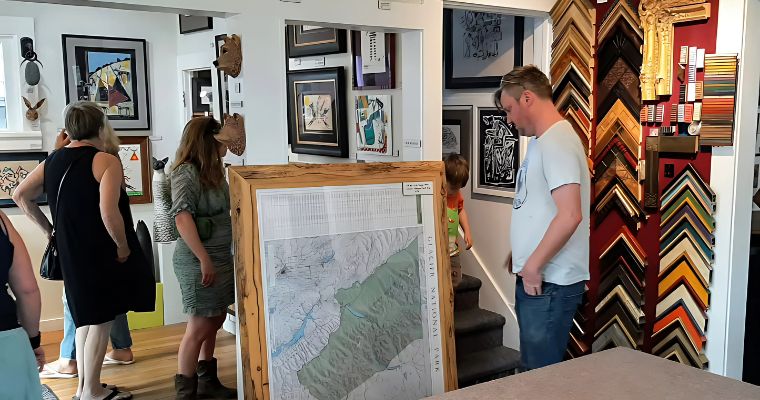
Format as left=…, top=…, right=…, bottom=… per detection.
left=455, top=289, right=480, bottom=311
left=456, top=326, right=504, bottom=357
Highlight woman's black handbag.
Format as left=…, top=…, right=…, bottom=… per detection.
left=40, top=162, right=76, bottom=280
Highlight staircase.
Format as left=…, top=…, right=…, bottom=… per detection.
left=455, top=274, right=522, bottom=388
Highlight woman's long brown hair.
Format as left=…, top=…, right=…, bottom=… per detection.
left=173, top=117, right=224, bottom=188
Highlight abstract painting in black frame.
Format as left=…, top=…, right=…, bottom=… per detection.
left=287, top=67, right=348, bottom=158
left=62, top=34, right=151, bottom=130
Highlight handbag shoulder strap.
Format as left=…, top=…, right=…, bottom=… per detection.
left=51, top=149, right=93, bottom=234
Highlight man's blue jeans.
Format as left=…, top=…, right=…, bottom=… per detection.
left=60, top=292, right=133, bottom=360
left=515, top=276, right=585, bottom=370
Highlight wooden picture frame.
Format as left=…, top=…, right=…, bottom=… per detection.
left=286, top=25, right=347, bottom=58
left=0, top=151, right=48, bottom=208
left=444, top=9, right=524, bottom=89
left=118, top=136, right=152, bottom=204
left=215, top=34, right=230, bottom=119
left=287, top=67, right=349, bottom=157
left=473, top=107, right=520, bottom=198
left=62, top=34, right=151, bottom=130
left=351, top=31, right=396, bottom=90
left=229, top=162, right=458, bottom=400
left=179, top=15, right=213, bottom=34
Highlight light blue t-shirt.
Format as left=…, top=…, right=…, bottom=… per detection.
left=510, top=120, right=590, bottom=285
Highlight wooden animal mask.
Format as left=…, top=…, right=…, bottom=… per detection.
left=23, top=97, right=45, bottom=121
left=213, top=34, right=242, bottom=78
left=215, top=113, right=246, bottom=156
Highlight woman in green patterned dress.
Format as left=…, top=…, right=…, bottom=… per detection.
left=170, top=117, right=236, bottom=399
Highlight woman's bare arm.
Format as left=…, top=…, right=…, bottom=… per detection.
left=12, top=162, right=52, bottom=238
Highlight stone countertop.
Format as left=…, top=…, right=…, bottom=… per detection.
left=425, top=348, right=760, bottom=400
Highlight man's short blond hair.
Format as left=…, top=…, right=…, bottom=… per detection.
left=493, top=65, right=552, bottom=109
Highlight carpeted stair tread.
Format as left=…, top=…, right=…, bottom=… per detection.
left=455, top=308, right=506, bottom=335
left=456, top=274, right=482, bottom=293
left=457, top=346, right=522, bottom=385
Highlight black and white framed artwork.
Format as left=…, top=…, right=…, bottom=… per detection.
left=473, top=107, right=520, bottom=198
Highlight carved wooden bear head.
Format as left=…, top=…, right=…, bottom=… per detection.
left=213, top=34, right=242, bottom=78
left=215, top=113, right=246, bottom=156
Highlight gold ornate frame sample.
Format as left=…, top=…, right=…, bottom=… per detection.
left=639, top=0, right=711, bottom=101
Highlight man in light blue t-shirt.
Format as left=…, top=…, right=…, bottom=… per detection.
left=496, top=65, right=590, bottom=370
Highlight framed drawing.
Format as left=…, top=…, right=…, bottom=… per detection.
left=351, top=31, right=396, bottom=90
left=355, top=94, right=393, bottom=155
left=62, top=34, right=151, bottom=130
left=118, top=136, right=152, bottom=204
left=442, top=119, right=461, bottom=156
left=229, top=162, right=457, bottom=400
left=443, top=106, right=473, bottom=163
left=179, top=15, right=213, bottom=34
left=444, top=9, right=524, bottom=89
left=473, top=107, right=520, bottom=197
left=286, top=25, right=347, bottom=57
left=0, top=152, right=47, bottom=208
left=215, top=34, right=231, bottom=119
left=287, top=67, right=349, bottom=158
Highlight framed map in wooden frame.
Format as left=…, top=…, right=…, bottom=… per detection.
left=229, top=162, right=458, bottom=400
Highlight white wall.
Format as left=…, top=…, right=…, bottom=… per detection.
left=443, top=15, right=538, bottom=350
left=0, top=0, right=181, bottom=156
left=707, top=0, right=760, bottom=379
left=173, top=17, right=229, bottom=160
left=286, top=31, right=405, bottom=164
left=224, top=1, right=441, bottom=166
left=0, top=0, right=186, bottom=330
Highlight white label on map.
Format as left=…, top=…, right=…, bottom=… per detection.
left=403, top=182, right=433, bottom=196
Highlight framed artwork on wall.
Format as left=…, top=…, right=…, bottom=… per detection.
left=215, top=34, right=230, bottom=119
left=351, top=31, right=396, bottom=90
left=443, top=106, right=473, bottom=164
left=444, top=9, right=525, bottom=89
left=473, top=107, right=520, bottom=198
left=0, top=151, right=47, bottom=208
left=355, top=94, right=393, bottom=156
left=118, top=136, right=152, bottom=204
left=286, top=25, right=347, bottom=58
left=179, top=15, right=213, bottom=34
left=442, top=119, right=462, bottom=156
left=287, top=67, right=349, bottom=158
left=62, top=34, right=151, bottom=130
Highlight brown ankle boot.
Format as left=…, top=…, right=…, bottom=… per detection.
left=174, top=374, right=198, bottom=400
left=197, top=358, right=237, bottom=399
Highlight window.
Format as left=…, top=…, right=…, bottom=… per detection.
left=0, top=35, right=22, bottom=132
left=0, top=42, right=7, bottom=130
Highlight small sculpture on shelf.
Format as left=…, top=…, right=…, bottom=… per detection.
left=152, top=156, right=177, bottom=242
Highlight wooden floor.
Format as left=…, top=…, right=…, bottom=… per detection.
left=41, top=323, right=237, bottom=399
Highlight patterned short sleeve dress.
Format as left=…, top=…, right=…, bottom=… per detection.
left=170, top=163, right=234, bottom=317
